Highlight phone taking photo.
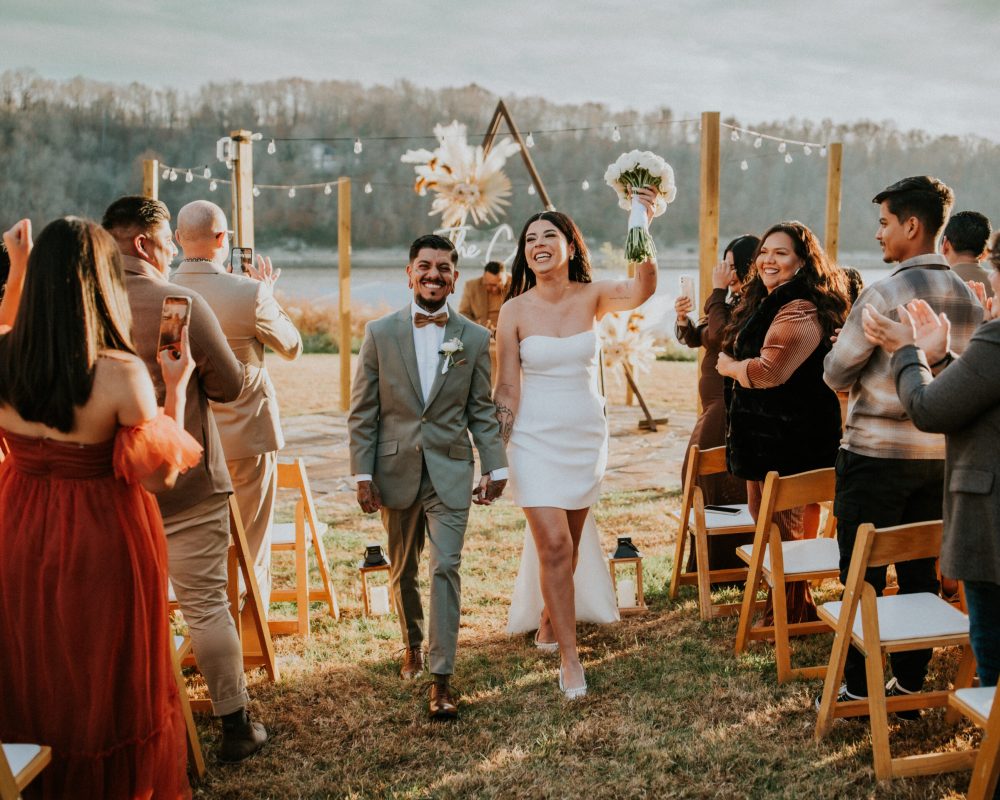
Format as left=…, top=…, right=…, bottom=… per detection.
left=230, top=246, right=253, bottom=274
left=679, top=274, right=695, bottom=303
left=158, top=296, right=192, bottom=360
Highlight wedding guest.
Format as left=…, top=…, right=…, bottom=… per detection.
left=495, top=195, right=658, bottom=699
left=822, top=176, right=982, bottom=710
left=674, top=234, right=758, bottom=575
left=459, top=260, right=509, bottom=385
left=173, top=200, right=302, bottom=611
left=718, top=221, right=848, bottom=623
left=348, top=234, right=507, bottom=719
left=941, top=210, right=993, bottom=297
left=862, top=297, right=1000, bottom=690
left=0, top=217, right=199, bottom=798
left=102, top=196, right=268, bottom=761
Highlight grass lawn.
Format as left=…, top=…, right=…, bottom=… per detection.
left=186, top=486, right=979, bottom=799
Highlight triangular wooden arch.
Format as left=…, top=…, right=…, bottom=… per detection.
left=482, top=100, right=555, bottom=211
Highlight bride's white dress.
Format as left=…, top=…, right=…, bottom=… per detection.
left=506, top=330, right=619, bottom=633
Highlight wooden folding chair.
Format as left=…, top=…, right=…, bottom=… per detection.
left=733, top=467, right=840, bottom=682
left=814, top=521, right=977, bottom=780
left=668, top=445, right=756, bottom=620
left=269, top=458, right=339, bottom=637
left=950, top=686, right=1000, bottom=800
left=171, top=634, right=206, bottom=780
left=0, top=739, right=50, bottom=800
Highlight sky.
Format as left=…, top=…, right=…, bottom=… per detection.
left=4, top=0, right=1000, bottom=140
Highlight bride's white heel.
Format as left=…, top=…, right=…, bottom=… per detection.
left=558, top=665, right=587, bottom=700
left=533, top=630, right=559, bottom=653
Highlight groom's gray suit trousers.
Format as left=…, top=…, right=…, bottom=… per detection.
left=381, top=464, right=469, bottom=676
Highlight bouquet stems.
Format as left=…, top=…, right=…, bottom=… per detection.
left=625, top=196, right=656, bottom=263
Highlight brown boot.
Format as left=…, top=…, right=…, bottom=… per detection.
left=219, top=709, right=268, bottom=763
left=429, top=679, right=458, bottom=720
left=400, top=645, right=425, bottom=680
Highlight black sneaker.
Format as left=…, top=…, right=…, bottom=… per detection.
left=815, top=683, right=868, bottom=720
left=886, top=677, right=922, bottom=721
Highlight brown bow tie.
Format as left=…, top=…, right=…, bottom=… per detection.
left=414, top=312, right=447, bottom=328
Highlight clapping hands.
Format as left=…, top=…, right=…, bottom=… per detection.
left=968, top=280, right=999, bottom=321
left=862, top=300, right=950, bottom=364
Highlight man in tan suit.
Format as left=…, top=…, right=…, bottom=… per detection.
left=458, top=261, right=509, bottom=385
left=942, top=210, right=993, bottom=298
left=102, top=196, right=267, bottom=762
left=349, top=234, right=507, bottom=719
left=172, top=201, right=302, bottom=611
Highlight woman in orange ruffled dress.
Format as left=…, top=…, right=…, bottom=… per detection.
left=0, top=217, right=202, bottom=799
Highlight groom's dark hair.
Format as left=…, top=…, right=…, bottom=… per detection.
left=409, top=234, right=457, bottom=264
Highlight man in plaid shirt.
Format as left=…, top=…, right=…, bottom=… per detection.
left=822, top=176, right=983, bottom=710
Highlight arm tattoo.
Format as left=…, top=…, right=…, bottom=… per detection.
left=494, top=400, right=514, bottom=445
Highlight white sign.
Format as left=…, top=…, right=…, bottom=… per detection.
left=435, top=223, right=517, bottom=267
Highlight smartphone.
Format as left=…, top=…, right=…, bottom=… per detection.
left=704, top=504, right=743, bottom=515
left=230, top=246, right=253, bottom=274
left=679, top=274, right=695, bottom=303
left=158, top=296, right=192, bottom=359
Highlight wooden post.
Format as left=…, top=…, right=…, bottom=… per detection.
left=230, top=129, right=255, bottom=248
left=697, top=112, right=721, bottom=416
left=482, top=100, right=555, bottom=210
left=824, top=142, right=844, bottom=263
left=338, top=178, right=352, bottom=412
left=142, top=159, right=159, bottom=199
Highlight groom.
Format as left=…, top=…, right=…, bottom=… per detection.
left=348, top=234, right=507, bottom=719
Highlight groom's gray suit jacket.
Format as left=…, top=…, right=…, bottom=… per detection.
left=348, top=304, right=507, bottom=509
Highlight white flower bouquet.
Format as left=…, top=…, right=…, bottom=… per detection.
left=604, top=150, right=677, bottom=263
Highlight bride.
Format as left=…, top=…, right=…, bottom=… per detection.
left=494, top=193, right=658, bottom=699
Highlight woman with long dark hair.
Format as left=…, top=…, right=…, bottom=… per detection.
left=495, top=195, right=658, bottom=699
left=717, top=221, right=849, bottom=623
left=0, top=217, right=201, bottom=798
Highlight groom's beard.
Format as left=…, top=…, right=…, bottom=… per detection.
left=414, top=294, right=449, bottom=313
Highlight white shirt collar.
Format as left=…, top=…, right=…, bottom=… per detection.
left=410, top=301, right=450, bottom=322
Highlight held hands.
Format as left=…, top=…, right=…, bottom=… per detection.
left=2, top=219, right=32, bottom=275
left=356, top=480, right=382, bottom=514
left=157, top=326, right=195, bottom=396
left=246, top=254, right=281, bottom=288
left=473, top=475, right=506, bottom=505
left=674, top=294, right=694, bottom=323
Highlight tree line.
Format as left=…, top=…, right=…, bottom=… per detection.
left=3, top=69, right=999, bottom=260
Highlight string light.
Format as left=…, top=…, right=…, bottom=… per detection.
left=721, top=122, right=828, bottom=158
left=527, top=184, right=536, bottom=195
left=161, top=167, right=169, bottom=179
left=730, top=129, right=740, bottom=141
left=185, top=170, right=194, bottom=183
left=203, top=167, right=212, bottom=178
left=784, top=153, right=793, bottom=164
left=354, top=138, right=363, bottom=154
left=267, top=139, right=276, bottom=155
left=740, top=160, right=749, bottom=171
left=525, top=131, right=535, bottom=148
left=803, top=145, right=812, bottom=156
left=581, top=179, right=590, bottom=190
left=611, top=125, right=621, bottom=142
left=778, top=141, right=787, bottom=153
left=252, top=186, right=261, bottom=197
left=820, top=146, right=828, bottom=157
left=288, top=187, right=296, bottom=198
left=364, top=181, right=373, bottom=194
left=169, top=169, right=178, bottom=181
left=324, top=183, right=332, bottom=195
left=754, top=137, right=763, bottom=149
left=209, top=180, right=218, bottom=191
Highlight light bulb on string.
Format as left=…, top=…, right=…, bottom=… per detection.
left=288, top=187, right=296, bottom=198
left=778, top=141, right=787, bottom=153
left=203, top=167, right=212, bottom=178
left=161, top=167, right=170, bottom=179
left=169, top=169, right=178, bottom=182
left=209, top=180, right=218, bottom=192
left=581, top=179, right=590, bottom=191
left=252, top=186, right=261, bottom=197
left=784, top=153, right=793, bottom=164
left=364, top=182, right=373, bottom=194
left=324, top=183, right=332, bottom=195
left=803, top=145, right=812, bottom=156
left=754, top=137, right=763, bottom=149
left=354, top=138, right=363, bottom=154
left=185, top=170, right=193, bottom=183
left=740, top=160, right=749, bottom=171
left=525, top=131, right=535, bottom=148
left=527, top=184, right=536, bottom=196
left=267, top=139, right=276, bottom=155
left=730, top=129, right=740, bottom=142
left=820, top=146, right=828, bottom=157
left=611, top=125, right=621, bottom=142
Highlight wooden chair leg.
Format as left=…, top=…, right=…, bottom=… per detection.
left=946, top=645, right=979, bottom=725
left=294, top=502, right=309, bottom=637
left=307, top=506, right=339, bottom=621
left=171, top=637, right=206, bottom=780
left=668, top=520, right=687, bottom=600
left=773, top=577, right=792, bottom=683
left=861, top=586, right=892, bottom=780
left=735, top=571, right=764, bottom=655
left=694, top=529, right=713, bottom=621
left=230, top=498, right=280, bottom=682
left=967, top=695, right=1000, bottom=800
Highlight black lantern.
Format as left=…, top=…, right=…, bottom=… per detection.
left=612, top=537, right=642, bottom=560
left=362, top=543, right=389, bottom=568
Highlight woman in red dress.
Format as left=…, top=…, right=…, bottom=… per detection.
left=0, top=217, right=201, bottom=799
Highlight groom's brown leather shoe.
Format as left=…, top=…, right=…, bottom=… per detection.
left=400, top=646, right=425, bottom=680
left=429, top=682, right=458, bottom=720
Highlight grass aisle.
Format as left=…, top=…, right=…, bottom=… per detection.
left=189, top=488, right=978, bottom=800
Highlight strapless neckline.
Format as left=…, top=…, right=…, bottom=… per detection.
left=520, top=330, right=595, bottom=344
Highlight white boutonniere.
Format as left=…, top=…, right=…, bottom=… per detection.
left=439, top=338, right=465, bottom=374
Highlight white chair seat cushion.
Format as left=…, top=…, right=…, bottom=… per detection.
left=954, top=686, right=995, bottom=722
left=822, top=592, right=969, bottom=642
left=2, top=742, right=42, bottom=777
left=689, top=504, right=755, bottom=529
left=168, top=581, right=176, bottom=603
left=736, top=537, right=840, bottom=576
left=173, top=634, right=185, bottom=652
left=271, top=521, right=328, bottom=547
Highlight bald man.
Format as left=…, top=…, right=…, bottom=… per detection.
left=173, top=201, right=302, bottom=612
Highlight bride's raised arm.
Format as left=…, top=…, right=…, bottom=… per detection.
left=492, top=302, right=520, bottom=445
left=595, top=187, right=658, bottom=319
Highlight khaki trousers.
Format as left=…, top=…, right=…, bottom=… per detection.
left=381, top=466, right=469, bottom=676
left=227, top=451, right=278, bottom=612
left=164, top=493, right=248, bottom=716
